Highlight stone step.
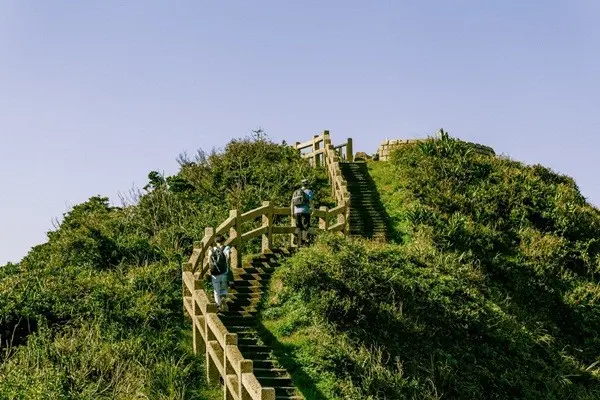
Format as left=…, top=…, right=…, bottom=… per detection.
left=253, top=368, right=290, bottom=378
left=238, top=337, right=261, bottom=346
left=228, top=286, right=264, bottom=294
left=274, top=387, right=298, bottom=397
left=250, top=359, right=280, bottom=369
left=238, top=344, right=270, bottom=352
left=219, top=315, right=255, bottom=324
left=231, top=279, right=269, bottom=288
left=233, top=268, right=274, bottom=277
left=243, top=350, right=272, bottom=359
left=225, top=305, right=258, bottom=313
left=234, top=273, right=272, bottom=281
left=348, top=219, right=387, bottom=224
left=257, top=376, right=294, bottom=388
left=226, top=292, right=262, bottom=300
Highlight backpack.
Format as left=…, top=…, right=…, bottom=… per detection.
left=210, top=246, right=228, bottom=275
left=292, top=189, right=309, bottom=206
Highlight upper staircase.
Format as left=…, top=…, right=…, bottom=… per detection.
left=339, top=161, right=388, bottom=240
left=182, top=131, right=378, bottom=400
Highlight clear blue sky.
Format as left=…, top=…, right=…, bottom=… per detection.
left=1, top=1, right=599, bottom=265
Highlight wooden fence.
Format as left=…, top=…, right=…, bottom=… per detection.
left=182, top=131, right=352, bottom=400
left=295, top=131, right=353, bottom=165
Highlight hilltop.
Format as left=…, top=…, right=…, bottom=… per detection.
left=261, top=132, right=600, bottom=399
left=2, top=131, right=599, bottom=400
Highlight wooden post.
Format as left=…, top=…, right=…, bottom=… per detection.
left=202, top=227, right=214, bottom=277
left=312, top=134, right=319, bottom=167
left=234, top=208, right=242, bottom=266
left=228, top=210, right=239, bottom=271
left=239, top=360, right=253, bottom=400
left=182, top=261, right=193, bottom=317
left=314, top=135, right=321, bottom=167
left=290, top=206, right=296, bottom=248
left=343, top=197, right=351, bottom=236
left=205, top=316, right=220, bottom=385
left=346, top=138, right=353, bottom=161
left=192, top=278, right=202, bottom=355
left=225, top=386, right=234, bottom=400
left=319, top=206, right=328, bottom=231
left=261, top=388, right=276, bottom=400
left=223, top=333, right=237, bottom=399
left=205, top=227, right=214, bottom=243
left=261, top=201, right=273, bottom=252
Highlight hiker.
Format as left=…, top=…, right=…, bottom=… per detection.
left=208, top=234, right=230, bottom=309
left=290, top=178, right=314, bottom=246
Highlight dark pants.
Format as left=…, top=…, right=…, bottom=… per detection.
left=295, top=212, right=310, bottom=235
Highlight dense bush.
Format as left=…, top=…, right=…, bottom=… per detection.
left=262, top=132, right=600, bottom=399
left=0, top=134, right=325, bottom=399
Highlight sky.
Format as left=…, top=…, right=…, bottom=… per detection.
left=1, top=1, right=599, bottom=265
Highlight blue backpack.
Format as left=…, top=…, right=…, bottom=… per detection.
left=292, top=189, right=309, bottom=206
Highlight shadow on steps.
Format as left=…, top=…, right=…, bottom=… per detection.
left=216, top=248, right=324, bottom=400
left=339, top=161, right=393, bottom=241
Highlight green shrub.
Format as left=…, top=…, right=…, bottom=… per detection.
left=262, top=131, right=600, bottom=399
left=1, top=134, right=324, bottom=398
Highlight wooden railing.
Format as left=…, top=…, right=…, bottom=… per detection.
left=294, top=130, right=351, bottom=208
left=182, top=131, right=352, bottom=400
left=183, top=200, right=348, bottom=278
left=295, top=131, right=353, bottom=165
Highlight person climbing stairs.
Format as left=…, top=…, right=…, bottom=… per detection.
left=217, top=247, right=303, bottom=400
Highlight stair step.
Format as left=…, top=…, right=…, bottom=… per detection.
left=275, top=387, right=298, bottom=396
left=243, top=351, right=272, bottom=359
left=253, top=368, right=290, bottom=378
left=229, top=286, right=264, bottom=294
left=234, top=273, right=272, bottom=281
left=257, top=376, right=294, bottom=387
left=251, top=359, right=280, bottom=369
left=239, top=344, right=269, bottom=352
left=238, top=337, right=260, bottom=346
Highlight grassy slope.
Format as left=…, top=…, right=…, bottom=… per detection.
left=0, top=137, right=327, bottom=399
left=260, top=135, right=600, bottom=399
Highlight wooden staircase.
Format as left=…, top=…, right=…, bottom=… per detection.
left=339, top=161, right=388, bottom=240
left=217, top=248, right=302, bottom=400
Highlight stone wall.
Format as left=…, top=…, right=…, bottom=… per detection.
left=377, top=138, right=495, bottom=161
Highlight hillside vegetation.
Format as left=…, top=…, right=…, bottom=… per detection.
left=0, top=136, right=326, bottom=399
left=262, top=132, right=600, bottom=399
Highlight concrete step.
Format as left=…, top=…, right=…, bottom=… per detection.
left=228, top=286, right=264, bottom=294
left=234, top=272, right=272, bottom=281
left=253, top=368, right=290, bottom=378
left=257, top=376, right=294, bottom=388
left=274, top=387, right=298, bottom=397
left=250, top=359, right=280, bottom=369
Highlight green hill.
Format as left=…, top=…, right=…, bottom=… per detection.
left=2, top=132, right=599, bottom=399
left=0, top=136, right=327, bottom=399
left=260, top=132, right=600, bottom=399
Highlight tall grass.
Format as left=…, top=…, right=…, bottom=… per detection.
left=0, top=135, right=328, bottom=399
left=260, top=132, right=600, bottom=399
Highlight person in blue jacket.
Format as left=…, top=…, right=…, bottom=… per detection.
left=290, top=179, right=314, bottom=246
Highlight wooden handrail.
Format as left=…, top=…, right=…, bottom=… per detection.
left=183, top=130, right=353, bottom=400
